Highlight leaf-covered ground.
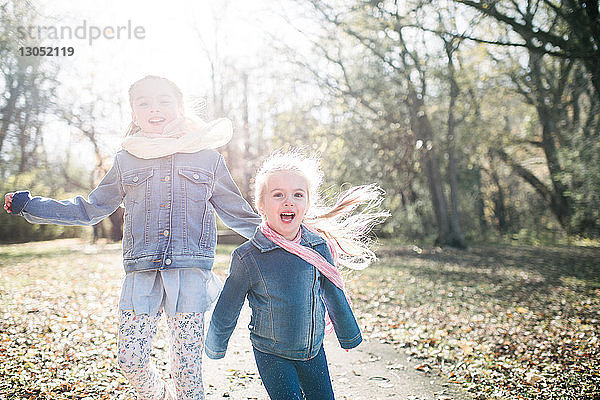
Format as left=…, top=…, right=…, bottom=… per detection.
left=348, top=244, right=600, bottom=400
left=0, top=239, right=598, bottom=399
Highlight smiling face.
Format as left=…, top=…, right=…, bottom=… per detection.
left=130, top=78, right=183, bottom=134
left=258, top=170, right=310, bottom=240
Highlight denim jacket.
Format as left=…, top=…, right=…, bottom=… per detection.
left=205, top=226, right=362, bottom=361
left=10, top=149, right=261, bottom=272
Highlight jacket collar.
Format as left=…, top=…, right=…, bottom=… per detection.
left=251, top=225, right=327, bottom=252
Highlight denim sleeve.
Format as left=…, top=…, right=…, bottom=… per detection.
left=210, top=155, right=261, bottom=239
left=319, top=246, right=363, bottom=349
left=205, top=251, right=250, bottom=359
left=14, top=156, right=125, bottom=226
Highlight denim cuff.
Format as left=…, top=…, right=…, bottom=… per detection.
left=338, top=331, right=363, bottom=349
left=11, top=191, right=32, bottom=215
left=204, top=345, right=226, bottom=360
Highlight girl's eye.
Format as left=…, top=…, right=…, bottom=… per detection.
left=294, top=193, right=304, bottom=198
left=273, top=193, right=283, bottom=198
left=137, top=102, right=148, bottom=107
left=160, top=100, right=172, bottom=105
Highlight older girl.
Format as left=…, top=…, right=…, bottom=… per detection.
left=4, top=75, right=261, bottom=400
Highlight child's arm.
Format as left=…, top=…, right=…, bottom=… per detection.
left=321, top=279, right=363, bottom=349
left=319, top=246, right=363, bottom=350
left=7, top=156, right=125, bottom=226
left=205, top=250, right=249, bottom=359
left=210, top=155, right=261, bottom=239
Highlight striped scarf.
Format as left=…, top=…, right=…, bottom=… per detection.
left=259, top=222, right=347, bottom=334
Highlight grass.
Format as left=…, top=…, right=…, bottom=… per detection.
left=0, top=238, right=598, bottom=399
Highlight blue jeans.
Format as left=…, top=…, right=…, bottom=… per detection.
left=253, top=345, right=335, bottom=400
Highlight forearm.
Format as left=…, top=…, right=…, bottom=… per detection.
left=205, top=253, right=249, bottom=358
left=322, top=280, right=363, bottom=349
left=211, top=155, right=261, bottom=239
left=10, top=156, right=124, bottom=226
left=16, top=192, right=119, bottom=226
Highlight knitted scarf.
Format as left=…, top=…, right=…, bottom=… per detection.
left=122, top=115, right=232, bottom=159
left=259, top=222, right=347, bottom=333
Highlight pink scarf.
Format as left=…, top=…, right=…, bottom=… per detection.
left=259, top=222, right=347, bottom=334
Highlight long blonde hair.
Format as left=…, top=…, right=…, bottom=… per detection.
left=254, top=149, right=389, bottom=270
left=124, top=75, right=184, bottom=137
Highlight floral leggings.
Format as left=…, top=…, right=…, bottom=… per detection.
left=118, top=310, right=205, bottom=400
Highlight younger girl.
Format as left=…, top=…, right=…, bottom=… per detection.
left=4, top=75, right=261, bottom=400
left=205, top=150, right=387, bottom=400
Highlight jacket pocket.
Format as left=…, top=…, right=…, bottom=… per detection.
left=122, top=167, right=154, bottom=249
left=178, top=167, right=214, bottom=254
left=249, top=308, right=275, bottom=341
left=178, top=168, right=212, bottom=201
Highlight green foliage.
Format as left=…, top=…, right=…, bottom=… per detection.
left=0, top=166, right=88, bottom=243
left=0, top=213, right=84, bottom=244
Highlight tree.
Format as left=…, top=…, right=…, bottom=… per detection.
left=0, top=1, right=58, bottom=175
left=425, top=0, right=600, bottom=236
left=192, top=1, right=265, bottom=200
left=452, top=0, right=600, bottom=99
left=282, top=0, right=468, bottom=247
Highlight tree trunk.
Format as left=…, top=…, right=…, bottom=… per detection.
left=474, top=166, right=488, bottom=232
left=241, top=72, right=252, bottom=197
left=0, top=74, right=22, bottom=155
left=527, top=51, right=574, bottom=231
left=444, top=39, right=467, bottom=248
left=407, top=89, right=452, bottom=246
left=489, top=167, right=508, bottom=233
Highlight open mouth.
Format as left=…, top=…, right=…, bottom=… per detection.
left=280, top=212, right=295, bottom=223
left=148, top=117, right=166, bottom=125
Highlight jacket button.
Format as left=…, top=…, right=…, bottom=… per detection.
left=193, top=173, right=200, bottom=180
left=165, top=259, right=172, bottom=265
left=163, top=229, right=169, bottom=236
left=132, top=176, right=139, bottom=182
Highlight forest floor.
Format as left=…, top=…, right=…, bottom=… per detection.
left=0, top=238, right=598, bottom=399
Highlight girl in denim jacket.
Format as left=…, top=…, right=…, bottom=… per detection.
left=205, top=150, right=388, bottom=400
left=4, top=75, right=261, bottom=400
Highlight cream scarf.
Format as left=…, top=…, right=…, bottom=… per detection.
left=122, top=115, right=233, bottom=159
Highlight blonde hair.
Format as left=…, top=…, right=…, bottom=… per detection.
left=254, top=149, right=390, bottom=270
left=124, top=75, right=184, bottom=137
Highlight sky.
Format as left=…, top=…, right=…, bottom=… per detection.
left=24, top=0, right=302, bottom=161
left=34, top=0, right=281, bottom=88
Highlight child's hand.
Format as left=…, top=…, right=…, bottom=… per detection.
left=4, top=193, right=14, bottom=213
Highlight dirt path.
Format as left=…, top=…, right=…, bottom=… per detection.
left=201, top=306, right=471, bottom=400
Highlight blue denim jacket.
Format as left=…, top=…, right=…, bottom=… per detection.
left=205, top=226, right=362, bottom=361
left=10, top=149, right=261, bottom=272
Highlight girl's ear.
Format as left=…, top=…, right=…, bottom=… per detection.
left=256, top=198, right=265, bottom=217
